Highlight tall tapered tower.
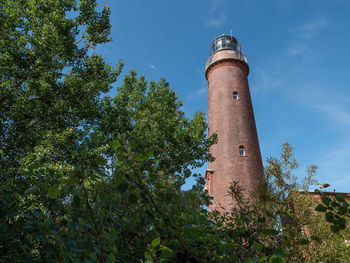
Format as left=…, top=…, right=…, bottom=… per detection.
left=205, top=35, right=263, bottom=211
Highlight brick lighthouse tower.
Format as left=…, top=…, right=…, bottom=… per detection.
left=205, top=34, right=263, bottom=211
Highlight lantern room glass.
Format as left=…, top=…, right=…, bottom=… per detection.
left=210, top=35, right=242, bottom=56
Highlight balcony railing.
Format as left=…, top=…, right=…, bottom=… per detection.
left=205, top=50, right=247, bottom=70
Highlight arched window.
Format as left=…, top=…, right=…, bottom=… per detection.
left=233, top=92, right=239, bottom=100
left=205, top=170, right=214, bottom=195
left=239, top=146, right=245, bottom=156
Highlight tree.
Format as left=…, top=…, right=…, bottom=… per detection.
left=1, top=0, right=120, bottom=260
left=250, top=143, right=350, bottom=262
left=98, top=71, right=214, bottom=184
left=2, top=1, right=348, bottom=262
left=0, top=1, right=215, bottom=261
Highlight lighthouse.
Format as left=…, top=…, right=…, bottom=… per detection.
left=205, top=35, right=263, bottom=211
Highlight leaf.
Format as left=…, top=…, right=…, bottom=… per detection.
left=335, top=194, right=345, bottom=202
left=116, top=181, right=129, bottom=194
left=96, top=155, right=107, bottom=165
left=331, top=201, right=338, bottom=207
left=258, top=256, right=268, bottom=262
left=116, top=151, right=125, bottom=161
left=72, top=195, right=81, bottom=208
left=7, top=211, right=19, bottom=218
left=182, top=224, right=192, bottom=229
left=336, top=218, right=346, bottom=230
left=219, top=240, right=227, bottom=246
left=128, top=193, right=139, bottom=204
left=91, top=132, right=100, bottom=146
left=261, top=229, right=271, bottom=235
left=33, top=209, right=42, bottom=217
left=253, top=241, right=263, bottom=251
left=48, top=185, right=60, bottom=198
left=24, top=185, right=37, bottom=195
left=34, top=233, right=48, bottom=243
left=106, top=253, right=116, bottom=263
left=24, top=225, right=33, bottom=230
left=258, top=217, right=266, bottom=223
left=270, top=256, right=284, bottom=263
left=330, top=224, right=340, bottom=233
left=185, top=236, right=195, bottom=242
left=273, top=248, right=285, bottom=258
left=161, top=246, right=174, bottom=259
left=322, top=195, right=331, bottom=206
left=144, top=148, right=154, bottom=157
left=226, top=242, right=236, bottom=250
left=325, top=212, right=334, bottom=223
left=310, top=235, right=321, bottom=242
left=315, top=204, right=327, bottom=212
left=299, top=238, right=310, bottom=245
left=110, top=141, right=121, bottom=150
left=271, top=229, right=279, bottom=236
left=137, top=154, right=148, bottom=161
left=166, top=189, right=175, bottom=202
left=152, top=237, right=160, bottom=247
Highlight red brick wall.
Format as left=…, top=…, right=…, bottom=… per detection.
left=206, top=51, right=263, bottom=211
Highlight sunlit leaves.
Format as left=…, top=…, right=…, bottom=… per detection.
left=110, top=141, right=121, bottom=150
left=151, top=237, right=160, bottom=247
left=48, top=185, right=60, bottom=198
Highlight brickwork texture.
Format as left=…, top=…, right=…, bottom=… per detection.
left=206, top=49, right=264, bottom=212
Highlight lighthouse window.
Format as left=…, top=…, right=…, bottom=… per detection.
left=233, top=92, right=239, bottom=100
left=216, top=40, right=222, bottom=49
left=239, top=146, right=245, bottom=156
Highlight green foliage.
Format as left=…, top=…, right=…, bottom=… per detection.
left=258, top=143, right=350, bottom=262
left=1, top=1, right=218, bottom=262
left=47, top=185, right=60, bottom=198
left=0, top=1, right=121, bottom=260
left=1, top=1, right=349, bottom=262
left=316, top=191, right=350, bottom=233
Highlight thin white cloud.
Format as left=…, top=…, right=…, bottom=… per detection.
left=210, top=0, right=225, bottom=12
left=286, top=42, right=308, bottom=56
left=315, top=139, right=350, bottom=191
left=149, top=64, right=157, bottom=70
left=291, top=89, right=350, bottom=191
left=330, top=174, right=350, bottom=192
left=204, top=15, right=227, bottom=27
left=291, top=17, right=328, bottom=40
left=195, top=68, right=203, bottom=76
left=203, top=0, right=227, bottom=27
left=252, top=65, right=290, bottom=94
left=185, top=86, right=208, bottom=101
left=253, top=16, right=349, bottom=192
left=196, top=87, right=207, bottom=95
left=314, top=104, right=350, bottom=126
left=290, top=85, right=350, bottom=127
left=284, top=18, right=329, bottom=57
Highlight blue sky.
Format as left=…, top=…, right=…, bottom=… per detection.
left=96, top=0, right=350, bottom=192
